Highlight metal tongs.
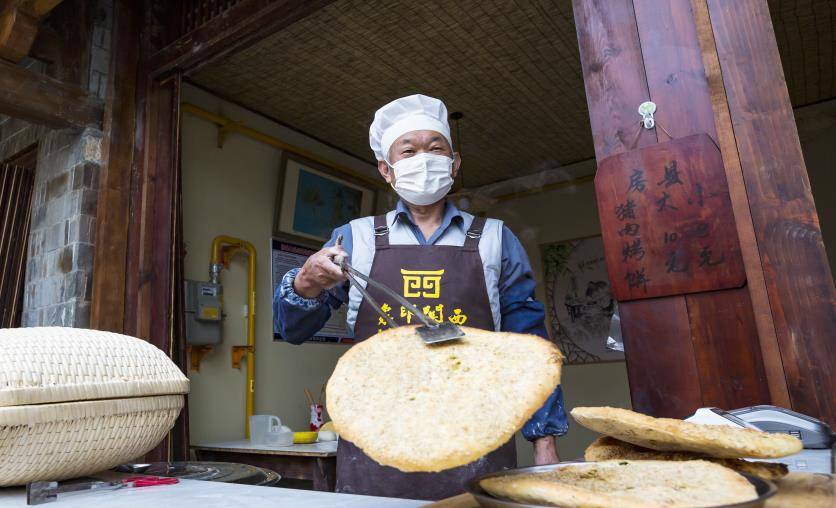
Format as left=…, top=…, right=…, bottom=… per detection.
left=334, top=235, right=464, bottom=344
left=27, top=476, right=179, bottom=504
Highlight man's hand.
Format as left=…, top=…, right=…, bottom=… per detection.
left=293, top=245, right=348, bottom=298
left=533, top=436, right=559, bottom=465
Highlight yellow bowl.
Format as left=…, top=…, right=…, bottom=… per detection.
left=293, top=431, right=318, bottom=444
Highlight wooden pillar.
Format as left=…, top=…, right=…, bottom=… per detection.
left=107, top=0, right=336, bottom=461
left=573, top=0, right=835, bottom=426
left=704, top=0, right=836, bottom=425
left=90, top=0, right=140, bottom=333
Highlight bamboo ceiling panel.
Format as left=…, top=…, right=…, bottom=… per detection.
left=193, top=0, right=834, bottom=187
left=192, top=0, right=591, bottom=187
left=769, top=0, right=836, bottom=107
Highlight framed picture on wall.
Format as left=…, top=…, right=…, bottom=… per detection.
left=273, top=152, right=377, bottom=247
left=540, top=235, right=624, bottom=364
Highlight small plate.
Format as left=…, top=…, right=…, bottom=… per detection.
left=467, top=462, right=778, bottom=508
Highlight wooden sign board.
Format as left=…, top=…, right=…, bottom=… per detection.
left=595, top=133, right=745, bottom=300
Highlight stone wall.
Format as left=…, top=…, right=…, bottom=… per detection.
left=88, top=0, right=112, bottom=100
left=20, top=128, right=102, bottom=327
left=0, top=0, right=112, bottom=328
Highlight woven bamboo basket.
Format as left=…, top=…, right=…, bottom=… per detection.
left=0, top=327, right=189, bottom=486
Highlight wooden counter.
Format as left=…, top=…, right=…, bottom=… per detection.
left=191, top=439, right=337, bottom=491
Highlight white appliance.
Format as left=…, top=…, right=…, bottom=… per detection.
left=686, top=405, right=834, bottom=474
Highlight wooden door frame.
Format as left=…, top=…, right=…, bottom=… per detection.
left=0, top=146, right=37, bottom=328
left=89, top=0, right=336, bottom=460
left=92, top=0, right=337, bottom=346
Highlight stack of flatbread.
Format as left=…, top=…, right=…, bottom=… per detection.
left=574, top=406, right=802, bottom=480
left=480, top=406, right=803, bottom=507
left=327, top=327, right=807, bottom=507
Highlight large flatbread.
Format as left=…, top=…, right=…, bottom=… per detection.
left=326, top=326, right=562, bottom=472
left=480, top=460, right=758, bottom=507
left=572, top=407, right=802, bottom=459
left=585, top=436, right=789, bottom=480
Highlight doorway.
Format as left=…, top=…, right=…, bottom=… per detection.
left=175, top=0, right=620, bottom=468
left=120, top=0, right=836, bottom=464
left=0, top=146, right=36, bottom=327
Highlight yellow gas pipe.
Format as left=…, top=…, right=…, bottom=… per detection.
left=210, top=235, right=257, bottom=438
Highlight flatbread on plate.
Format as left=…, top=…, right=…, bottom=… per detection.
left=326, top=326, right=562, bottom=472
left=480, top=460, right=758, bottom=507
left=572, top=406, right=802, bottom=459
left=585, top=436, right=789, bottom=481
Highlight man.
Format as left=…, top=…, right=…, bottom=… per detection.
left=274, top=94, right=567, bottom=500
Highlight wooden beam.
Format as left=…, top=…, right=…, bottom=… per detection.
left=0, top=0, right=65, bottom=62
left=0, top=7, right=37, bottom=61
left=573, top=0, right=653, bottom=160
left=147, top=0, right=336, bottom=78
left=574, top=0, right=703, bottom=417
left=707, top=0, right=836, bottom=427
left=575, top=0, right=776, bottom=417
left=27, top=23, right=59, bottom=62
left=0, top=59, right=102, bottom=128
left=690, top=0, right=791, bottom=408
left=50, top=0, right=94, bottom=87
left=631, top=0, right=769, bottom=410
left=2, top=0, right=64, bottom=18
left=90, top=0, right=138, bottom=333
left=124, top=75, right=181, bottom=463
left=16, top=0, right=63, bottom=19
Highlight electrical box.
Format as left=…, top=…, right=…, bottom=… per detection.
left=185, top=280, right=223, bottom=345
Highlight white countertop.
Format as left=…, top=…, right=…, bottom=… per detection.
left=192, top=439, right=338, bottom=456
left=0, top=478, right=426, bottom=507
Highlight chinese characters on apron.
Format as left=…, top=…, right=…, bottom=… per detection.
left=336, top=215, right=516, bottom=500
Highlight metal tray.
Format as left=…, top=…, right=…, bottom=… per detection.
left=114, top=461, right=280, bottom=486
left=466, top=462, right=778, bottom=508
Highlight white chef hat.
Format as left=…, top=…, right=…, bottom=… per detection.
left=369, top=94, right=452, bottom=162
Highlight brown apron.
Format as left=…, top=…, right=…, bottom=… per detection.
left=335, top=214, right=517, bottom=500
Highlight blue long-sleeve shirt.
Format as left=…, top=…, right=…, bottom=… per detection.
left=273, top=200, right=568, bottom=440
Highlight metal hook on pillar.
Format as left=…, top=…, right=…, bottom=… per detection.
left=638, top=101, right=657, bottom=129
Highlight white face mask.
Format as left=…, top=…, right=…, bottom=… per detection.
left=389, top=153, right=454, bottom=206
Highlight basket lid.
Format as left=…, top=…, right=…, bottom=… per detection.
left=0, top=327, right=189, bottom=407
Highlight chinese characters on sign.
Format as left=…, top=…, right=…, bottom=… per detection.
left=595, top=134, right=745, bottom=300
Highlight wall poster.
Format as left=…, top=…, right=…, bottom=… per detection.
left=271, top=238, right=353, bottom=344
left=540, top=235, right=623, bottom=364
left=273, top=152, right=376, bottom=246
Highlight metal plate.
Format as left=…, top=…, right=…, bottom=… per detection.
left=115, top=461, right=280, bottom=486
left=467, top=462, right=777, bottom=508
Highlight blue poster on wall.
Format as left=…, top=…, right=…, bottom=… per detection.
left=292, top=169, right=363, bottom=240
left=274, top=154, right=376, bottom=245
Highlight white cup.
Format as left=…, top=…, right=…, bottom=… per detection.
left=249, top=415, right=280, bottom=445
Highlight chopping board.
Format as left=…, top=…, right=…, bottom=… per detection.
left=428, top=473, right=835, bottom=507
